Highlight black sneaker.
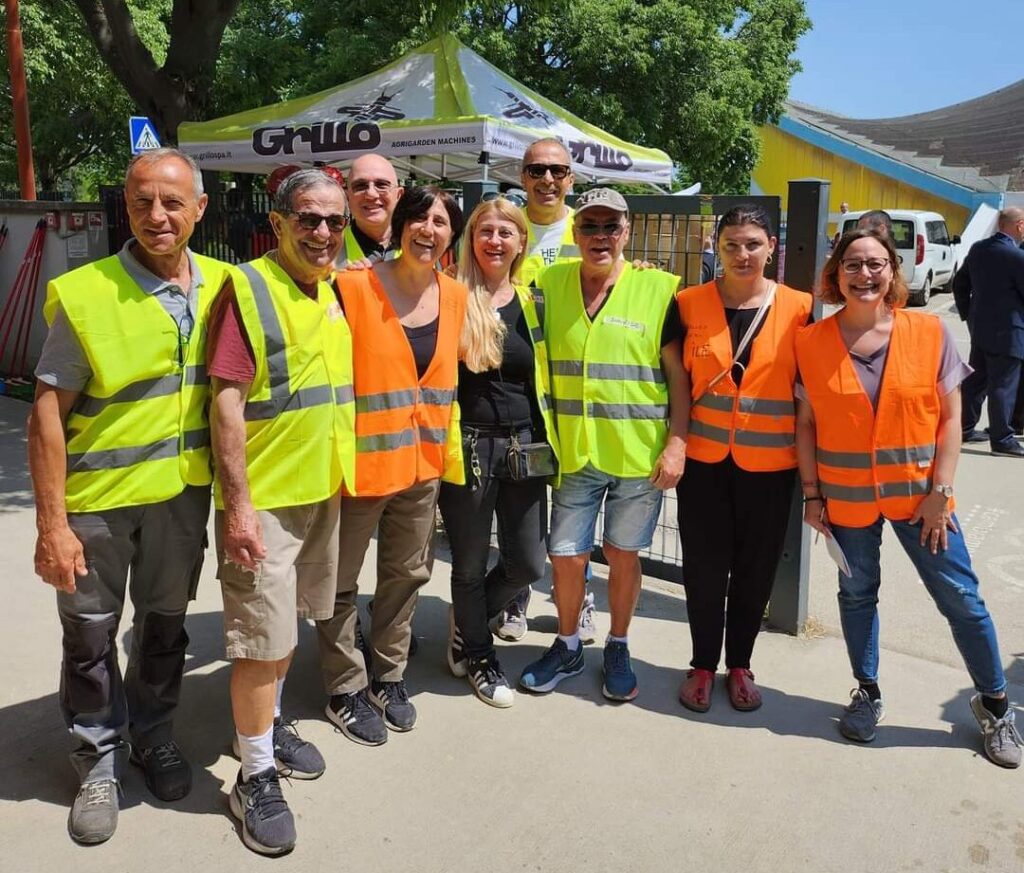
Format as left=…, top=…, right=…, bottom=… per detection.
left=273, top=718, right=325, bottom=779
left=519, top=638, right=585, bottom=693
left=369, top=679, right=417, bottom=731
left=229, top=767, right=295, bottom=856
left=325, top=689, right=388, bottom=746
left=130, top=740, right=192, bottom=801
left=467, top=655, right=515, bottom=708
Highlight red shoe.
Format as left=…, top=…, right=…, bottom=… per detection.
left=727, top=668, right=762, bottom=711
left=678, top=669, right=715, bottom=712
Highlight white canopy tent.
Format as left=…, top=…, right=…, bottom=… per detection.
left=178, top=34, right=674, bottom=187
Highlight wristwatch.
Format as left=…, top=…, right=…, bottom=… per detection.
left=933, top=484, right=954, bottom=499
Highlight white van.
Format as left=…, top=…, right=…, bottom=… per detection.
left=838, top=209, right=961, bottom=306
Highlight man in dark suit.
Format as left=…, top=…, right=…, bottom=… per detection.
left=956, top=207, right=1024, bottom=456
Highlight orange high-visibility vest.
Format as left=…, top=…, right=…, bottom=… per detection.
left=679, top=281, right=811, bottom=472
left=795, top=309, right=952, bottom=528
left=339, top=269, right=467, bottom=497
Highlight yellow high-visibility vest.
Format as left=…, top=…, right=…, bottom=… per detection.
left=543, top=262, right=679, bottom=477
left=43, top=252, right=230, bottom=512
left=517, top=206, right=579, bottom=287
left=215, top=254, right=356, bottom=510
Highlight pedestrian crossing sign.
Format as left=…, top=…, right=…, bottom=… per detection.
left=129, top=116, right=161, bottom=154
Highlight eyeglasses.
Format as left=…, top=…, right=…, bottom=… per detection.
left=348, top=179, right=395, bottom=194
left=840, top=257, right=890, bottom=274
left=576, top=221, right=626, bottom=237
left=289, top=211, right=349, bottom=232
left=482, top=191, right=527, bottom=207
left=523, top=163, right=571, bottom=180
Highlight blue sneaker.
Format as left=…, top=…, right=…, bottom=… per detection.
left=519, top=638, right=584, bottom=693
left=602, top=640, right=638, bottom=701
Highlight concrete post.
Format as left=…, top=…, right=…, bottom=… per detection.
left=767, top=179, right=829, bottom=635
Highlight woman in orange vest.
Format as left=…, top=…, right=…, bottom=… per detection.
left=316, top=185, right=468, bottom=746
left=676, top=204, right=812, bottom=713
left=795, top=229, right=1020, bottom=768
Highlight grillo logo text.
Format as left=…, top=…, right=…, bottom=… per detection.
left=252, top=122, right=382, bottom=156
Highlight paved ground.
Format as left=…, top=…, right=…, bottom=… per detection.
left=2, top=297, right=1023, bottom=872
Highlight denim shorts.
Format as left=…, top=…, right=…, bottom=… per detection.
left=548, top=463, right=664, bottom=556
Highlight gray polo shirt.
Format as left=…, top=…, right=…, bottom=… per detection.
left=35, top=240, right=205, bottom=392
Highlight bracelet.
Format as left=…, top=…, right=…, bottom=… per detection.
left=803, top=496, right=823, bottom=504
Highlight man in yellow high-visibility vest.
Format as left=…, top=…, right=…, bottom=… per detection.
left=29, top=148, right=227, bottom=845
left=518, top=188, right=688, bottom=703
left=208, top=168, right=356, bottom=856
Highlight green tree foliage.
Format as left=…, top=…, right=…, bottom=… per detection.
left=2, top=0, right=809, bottom=195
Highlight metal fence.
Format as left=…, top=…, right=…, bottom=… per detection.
left=98, top=184, right=783, bottom=584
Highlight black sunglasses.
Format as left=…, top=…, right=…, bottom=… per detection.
left=523, top=163, right=571, bottom=180
left=482, top=191, right=527, bottom=207
left=289, top=211, right=350, bottom=232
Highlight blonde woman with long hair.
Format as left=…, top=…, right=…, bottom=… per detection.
left=437, top=196, right=559, bottom=707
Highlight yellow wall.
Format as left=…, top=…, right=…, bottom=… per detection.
left=754, top=125, right=971, bottom=236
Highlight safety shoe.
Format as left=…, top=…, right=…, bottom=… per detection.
left=495, top=588, right=530, bottom=641
left=370, top=679, right=417, bottom=731
left=68, top=779, right=119, bottom=845
left=578, top=591, right=597, bottom=644
left=130, top=740, right=192, bottom=801
left=229, top=767, right=296, bottom=856
left=602, top=640, right=638, bottom=701
left=325, top=688, right=388, bottom=746
left=447, top=606, right=468, bottom=678
left=467, top=655, right=515, bottom=708
left=970, top=695, right=1022, bottom=769
left=838, top=688, right=884, bottom=743
left=519, top=638, right=585, bottom=693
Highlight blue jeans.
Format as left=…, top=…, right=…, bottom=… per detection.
left=830, top=514, right=1006, bottom=696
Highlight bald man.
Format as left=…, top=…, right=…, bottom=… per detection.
left=337, top=154, right=405, bottom=269
left=517, top=137, right=580, bottom=287
left=956, top=207, right=1024, bottom=456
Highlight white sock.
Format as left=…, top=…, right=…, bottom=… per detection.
left=237, top=725, right=275, bottom=781
left=274, top=678, right=285, bottom=720
left=558, top=632, right=581, bottom=651
left=607, top=634, right=628, bottom=645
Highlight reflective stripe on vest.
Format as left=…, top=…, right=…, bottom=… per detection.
left=334, top=225, right=400, bottom=270
left=340, top=268, right=467, bottom=496
left=46, top=251, right=228, bottom=512
left=795, top=309, right=950, bottom=527
left=516, top=206, right=579, bottom=287
left=544, top=261, right=678, bottom=477
left=679, top=281, right=811, bottom=472
left=215, top=256, right=356, bottom=510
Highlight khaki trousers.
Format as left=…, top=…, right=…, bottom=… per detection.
left=316, top=478, right=440, bottom=694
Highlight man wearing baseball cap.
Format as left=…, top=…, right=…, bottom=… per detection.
left=519, top=188, right=687, bottom=701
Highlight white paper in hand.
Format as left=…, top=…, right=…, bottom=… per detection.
left=824, top=532, right=851, bottom=577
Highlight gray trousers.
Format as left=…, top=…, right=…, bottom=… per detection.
left=316, top=478, right=440, bottom=695
left=58, top=485, right=210, bottom=783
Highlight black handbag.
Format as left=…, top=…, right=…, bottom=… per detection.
left=504, top=431, right=557, bottom=480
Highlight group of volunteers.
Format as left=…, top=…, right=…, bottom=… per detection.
left=28, top=139, right=1021, bottom=856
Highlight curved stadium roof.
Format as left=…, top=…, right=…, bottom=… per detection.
left=783, top=78, right=1024, bottom=193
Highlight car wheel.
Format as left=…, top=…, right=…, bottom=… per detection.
left=909, top=273, right=931, bottom=307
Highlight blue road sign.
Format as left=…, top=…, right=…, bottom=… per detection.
left=129, top=117, right=161, bottom=154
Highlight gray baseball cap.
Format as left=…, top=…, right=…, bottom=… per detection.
left=574, top=187, right=629, bottom=216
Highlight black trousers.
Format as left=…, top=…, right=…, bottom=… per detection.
left=961, top=344, right=1023, bottom=447
left=437, top=430, right=548, bottom=660
left=677, top=456, right=795, bottom=671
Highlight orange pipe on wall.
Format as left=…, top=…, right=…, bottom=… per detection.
left=5, top=0, right=37, bottom=200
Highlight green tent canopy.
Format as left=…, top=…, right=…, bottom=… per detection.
left=178, top=34, right=673, bottom=186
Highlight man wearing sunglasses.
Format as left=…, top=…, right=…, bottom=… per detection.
left=207, top=168, right=356, bottom=855
left=336, top=154, right=405, bottom=269
left=519, top=188, right=687, bottom=702
left=29, top=148, right=230, bottom=845
left=517, top=138, right=580, bottom=287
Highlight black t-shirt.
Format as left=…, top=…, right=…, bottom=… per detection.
left=403, top=317, right=438, bottom=380
left=351, top=222, right=397, bottom=262
left=458, top=294, right=542, bottom=430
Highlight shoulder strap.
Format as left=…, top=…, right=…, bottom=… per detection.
left=699, top=281, right=777, bottom=397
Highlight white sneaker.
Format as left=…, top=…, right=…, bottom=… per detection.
left=578, top=592, right=597, bottom=644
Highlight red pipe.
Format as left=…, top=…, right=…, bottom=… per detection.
left=14, top=225, right=45, bottom=377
